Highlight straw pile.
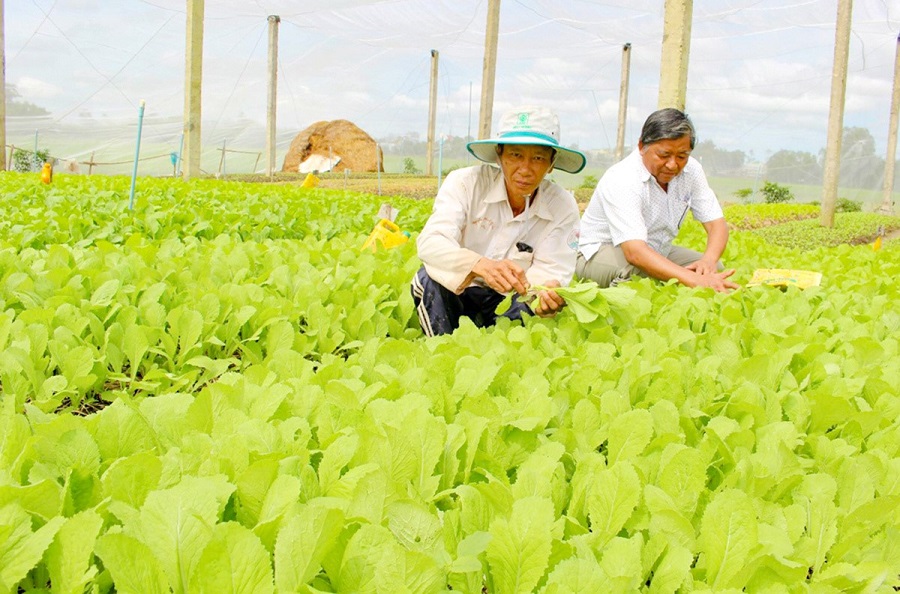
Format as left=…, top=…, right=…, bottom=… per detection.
left=281, top=119, right=384, bottom=173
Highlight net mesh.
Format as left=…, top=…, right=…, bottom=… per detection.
left=5, top=0, right=899, bottom=206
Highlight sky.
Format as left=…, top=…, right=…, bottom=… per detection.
left=5, top=0, right=900, bottom=173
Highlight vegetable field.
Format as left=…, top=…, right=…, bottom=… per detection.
left=1, top=172, right=899, bottom=593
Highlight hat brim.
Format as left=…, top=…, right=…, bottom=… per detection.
left=467, top=133, right=586, bottom=174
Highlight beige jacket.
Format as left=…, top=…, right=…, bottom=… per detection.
left=417, top=164, right=580, bottom=294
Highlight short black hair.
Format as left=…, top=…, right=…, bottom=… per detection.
left=639, top=108, right=696, bottom=149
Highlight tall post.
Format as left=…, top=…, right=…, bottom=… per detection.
left=182, top=0, right=204, bottom=181
left=615, top=43, right=632, bottom=162
left=478, top=0, right=501, bottom=139
left=658, top=0, right=693, bottom=110
left=820, top=0, right=853, bottom=227
left=426, top=49, right=439, bottom=176
left=266, top=15, right=280, bottom=180
left=879, top=32, right=900, bottom=215
left=0, top=0, right=6, bottom=171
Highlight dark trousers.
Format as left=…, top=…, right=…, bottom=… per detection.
left=410, top=266, right=533, bottom=336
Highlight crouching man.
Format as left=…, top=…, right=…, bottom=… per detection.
left=411, top=105, right=586, bottom=336
left=577, top=108, right=738, bottom=293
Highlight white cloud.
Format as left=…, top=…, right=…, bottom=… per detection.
left=14, top=76, right=62, bottom=100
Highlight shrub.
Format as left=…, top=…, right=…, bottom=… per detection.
left=836, top=197, right=862, bottom=212
left=402, top=157, right=421, bottom=175
left=761, top=181, right=793, bottom=204
left=12, top=147, right=50, bottom=173
left=733, top=188, right=753, bottom=202
left=580, top=175, right=598, bottom=190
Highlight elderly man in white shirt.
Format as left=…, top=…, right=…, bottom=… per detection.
left=577, top=108, right=739, bottom=293
left=411, top=105, right=585, bottom=336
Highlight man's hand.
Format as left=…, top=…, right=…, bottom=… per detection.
left=472, top=257, right=530, bottom=295
left=690, top=268, right=740, bottom=293
left=685, top=258, right=719, bottom=275
left=533, top=279, right=565, bottom=318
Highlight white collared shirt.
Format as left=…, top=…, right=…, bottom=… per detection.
left=578, top=149, right=723, bottom=260
left=417, top=164, right=580, bottom=293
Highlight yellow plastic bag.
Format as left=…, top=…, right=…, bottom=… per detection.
left=746, top=269, right=822, bottom=289
left=361, top=219, right=409, bottom=252
left=301, top=172, right=319, bottom=188
left=41, top=162, right=53, bottom=184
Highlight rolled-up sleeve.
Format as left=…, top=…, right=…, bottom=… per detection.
left=416, top=170, right=483, bottom=293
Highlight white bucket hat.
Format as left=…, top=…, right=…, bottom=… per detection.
left=467, top=105, right=587, bottom=174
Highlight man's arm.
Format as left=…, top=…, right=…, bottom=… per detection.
left=416, top=171, right=486, bottom=293
left=620, top=239, right=738, bottom=292
left=685, top=218, right=729, bottom=275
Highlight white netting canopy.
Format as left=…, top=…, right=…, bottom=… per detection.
left=5, top=0, right=900, bottom=201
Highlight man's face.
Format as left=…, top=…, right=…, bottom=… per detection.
left=498, top=144, right=555, bottom=200
left=639, top=135, right=692, bottom=186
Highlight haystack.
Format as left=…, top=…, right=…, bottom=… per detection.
left=281, top=119, right=384, bottom=173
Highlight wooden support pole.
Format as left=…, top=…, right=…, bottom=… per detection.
left=266, top=15, right=280, bottom=180
left=615, top=43, right=632, bottom=162
left=658, top=0, right=693, bottom=111
left=879, top=32, right=900, bottom=215
left=820, top=0, right=853, bottom=228
left=182, top=0, right=204, bottom=180
left=478, top=0, right=501, bottom=139
left=217, top=140, right=226, bottom=177
left=426, top=49, right=439, bottom=176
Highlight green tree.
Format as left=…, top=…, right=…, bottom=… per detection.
left=836, top=127, right=884, bottom=189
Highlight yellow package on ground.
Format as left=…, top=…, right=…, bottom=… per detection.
left=361, top=219, right=409, bottom=252
left=301, top=173, right=320, bottom=188
left=747, top=268, right=822, bottom=289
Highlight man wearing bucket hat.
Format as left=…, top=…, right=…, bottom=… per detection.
left=577, top=108, right=738, bottom=292
left=411, top=105, right=586, bottom=336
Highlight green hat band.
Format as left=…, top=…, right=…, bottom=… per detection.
left=499, top=130, right=559, bottom=146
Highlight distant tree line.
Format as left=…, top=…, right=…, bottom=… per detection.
left=5, top=84, right=51, bottom=117
left=382, top=126, right=899, bottom=189
left=692, top=140, right=748, bottom=176
left=381, top=132, right=473, bottom=160
left=764, top=127, right=897, bottom=189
